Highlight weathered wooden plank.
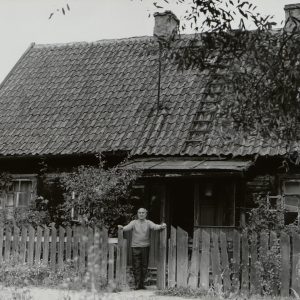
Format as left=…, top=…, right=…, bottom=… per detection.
left=168, top=226, right=176, bottom=288
left=108, top=244, right=115, bottom=285
left=87, top=227, right=94, bottom=274
left=232, top=229, right=241, bottom=292
left=43, top=227, right=50, bottom=266
left=121, top=239, right=127, bottom=286
left=94, top=227, right=101, bottom=281
left=58, top=226, right=65, bottom=270
left=188, top=228, right=200, bottom=288
left=292, top=232, right=300, bottom=295
left=35, top=226, right=42, bottom=264
left=12, top=226, right=20, bottom=263
left=65, top=226, right=72, bottom=262
left=0, top=226, right=4, bottom=263
left=176, top=227, right=188, bottom=287
left=199, top=229, right=210, bottom=291
left=79, top=227, right=86, bottom=273
left=73, top=226, right=79, bottom=270
left=50, top=225, right=57, bottom=271
left=116, top=228, right=123, bottom=284
left=20, top=227, right=27, bottom=263
left=241, top=231, right=249, bottom=293
left=4, top=226, right=12, bottom=262
left=250, top=232, right=259, bottom=295
left=269, top=231, right=279, bottom=295
left=157, top=228, right=167, bottom=289
left=28, top=226, right=35, bottom=265
left=211, top=232, right=221, bottom=288
left=280, top=232, right=290, bottom=297
left=101, top=228, right=108, bottom=280
left=220, top=231, right=231, bottom=293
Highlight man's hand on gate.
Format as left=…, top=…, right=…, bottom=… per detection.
left=118, top=225, right=123, bottom=229
left=160, top=223, right=167, bottom=229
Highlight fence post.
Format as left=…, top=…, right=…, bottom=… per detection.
left=157, top=227, right=167, bottom=289
left=116, top=228, right=123, bottom=285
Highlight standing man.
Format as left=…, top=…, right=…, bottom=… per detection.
left=118, top=207, right=166, bottom=290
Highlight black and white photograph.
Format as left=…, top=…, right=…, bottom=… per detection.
left=0, top=0, right=300, bottom=299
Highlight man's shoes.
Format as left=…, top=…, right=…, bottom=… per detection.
left=139, top=285, right=146, bottom=290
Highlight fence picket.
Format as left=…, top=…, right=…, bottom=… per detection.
left=43, top=227, right=50, bottom=266
left=280, top=232, right=290, bottom=297
left=188, top=228, right=200, bottom=288
left=211, top=232, right=221, bottom=287
left=241, top=231, right=249, bottom=293
left=73, top=226, right=79, bottom=270
left=4, top=226, right=12, bottom=262
left=270, top=231, right=279, bottom=295
left=101, top=228, right=108, bottom=280
left=50, top=225, right=57, bottom=271
left=0, top=226, right=3, bottom=263
left=220, top=231, right=231, bottom=293
left=250, top=232, right=259, bottom=294
left=66, top=226, right=72, bottom=262
left=121, top=239, right=127, bottom=286
left=176, top=227, right=188, bottom=287
left=108, top=243, right=115, bottom=284
left=58, top=226, right=65, bottom=270
left=157, top=228, right=167, bottom=289
left=199, top=229, right=210, bottom=291
left=79, top=227, right=86, bottom=273
left=232, top=229, right=240, bottom=292
left=20, top=227, right=27, bottom=263
left=35, top=226, right=42, bottom=264
left=168, top=226, right=177, bottom=288
left=292, top=232, right=300, bottom=295
left=12, top=226, right=20, bottom=263
left=116, top=228, right=123, bottom=285
left=28, top=226, right=35, bottom=265
left=94, top=227, right=101, bottom=281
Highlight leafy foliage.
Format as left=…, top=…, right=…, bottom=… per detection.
left=59, top=160, right=141, bottom=234
left=153, top=0, right=300, bottom=160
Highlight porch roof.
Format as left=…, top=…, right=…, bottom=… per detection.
left=121, top=158, right=253, bottom=171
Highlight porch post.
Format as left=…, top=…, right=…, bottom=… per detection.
left=194, top=182, right=200, bottom=227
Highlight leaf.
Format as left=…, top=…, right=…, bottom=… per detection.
left=49, top=12, right=54, bottom=19
left=67, top=4, right=70, bottom=11
left=62, top=7, right=65, bottom=15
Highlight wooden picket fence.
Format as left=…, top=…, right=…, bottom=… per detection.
left=0, top=225, right=128, bottom=286
left=157, top=226, right=300, bottom=296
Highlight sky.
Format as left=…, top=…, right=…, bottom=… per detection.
left=0, top=0, right=299, bottom=82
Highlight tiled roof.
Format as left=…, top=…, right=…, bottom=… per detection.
left=0, top=36, right=294, bottom=157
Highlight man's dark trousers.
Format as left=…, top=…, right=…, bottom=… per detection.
left=132, top=246, right=149, bottom=288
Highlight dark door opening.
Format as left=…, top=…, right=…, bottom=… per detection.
left=169, top=180, right=194, bottom=235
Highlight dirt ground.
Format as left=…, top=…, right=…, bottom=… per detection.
left=0, top=286, right=196, bottom=300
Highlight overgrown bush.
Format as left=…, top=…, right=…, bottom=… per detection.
left=59, top=159, right=141, bottom=234
left=245, top=193, right=299, bottom=296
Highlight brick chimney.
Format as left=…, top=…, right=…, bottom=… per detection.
left=284, top=3, right=300, bottom=32
left=153, top=11, right=179, bottom=41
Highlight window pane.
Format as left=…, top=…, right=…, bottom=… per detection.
left=17, top=192, right=30, bottom=207
left=20, top=181, right=32, bottom=192
left=284, top=181, right=300, bottom=194
left=6, top=193, right=14, bottom=207
left=285, top=197, right=299, bottom=212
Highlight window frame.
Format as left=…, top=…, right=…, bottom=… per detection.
left=279, top=176, right=300, bottom=224
left=0, top=174, right=37, bottom=209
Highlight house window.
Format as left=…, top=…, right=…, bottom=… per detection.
left=0, top=176, right=36, bottom=209
left=282, top=180, right=300, bottom=224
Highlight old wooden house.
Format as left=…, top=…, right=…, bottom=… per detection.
left=0, top=5, right=300, bottom=239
